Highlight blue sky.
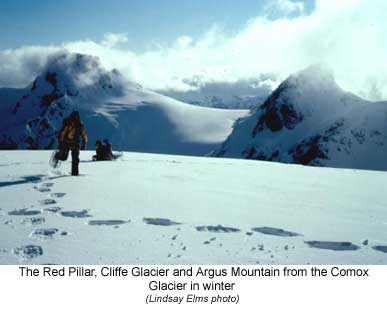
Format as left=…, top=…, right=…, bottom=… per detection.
left=0, top=0, right=385, bottom=100
left=0, top=0, right=314, bottom=51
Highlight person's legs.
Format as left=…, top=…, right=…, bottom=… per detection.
left=71, top=146, right=80, bottom=176
left=55, top=144, right=69, bottom=161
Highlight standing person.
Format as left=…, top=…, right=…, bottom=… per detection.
left=54, top=111, right=87, bottom=175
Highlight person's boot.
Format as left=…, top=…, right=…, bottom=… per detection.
left=71, top=160, right=79, bottom=176
left=71, top=147, right=80, bottom=176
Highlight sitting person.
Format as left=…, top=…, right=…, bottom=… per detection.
left=103, top=139, right=113, bottom=160
left=93, top=139, right=113, bottom=161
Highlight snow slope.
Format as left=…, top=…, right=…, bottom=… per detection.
left=1, top=151, right=386, bottom=264
left=215, top=66, right=387, bottom=171
left=0, top=53, right=247, bottom=156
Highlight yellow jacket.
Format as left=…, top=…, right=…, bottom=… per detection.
left=59, top=119, right=88, bottom=147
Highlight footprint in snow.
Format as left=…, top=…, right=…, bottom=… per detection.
left=203, top=238, right=216, bottom=245
left=50, top=193, right=66, bottom=198
left=39, top=199, right=57, bottom=205
left=34, top=186, right=51, bottom=193
left=41, top=183, right=54, bottom=188
left=196, top=225, right=240, bottom=233
left=251, top=227, right=302, bottom=237
left=305, top=241, right=360, bottom=251
left=60, top=210, right=91, bottom=218
left=13, top=245, right=43, bottom=261
left=167, top=160, right=182, bottom=164
left=8, top=208, right=41, bottom=216
left=372, top=246, right=387, bottom=254
left=21, top=217, right=46, bottom=225
left=143, top=218, right=181, bottom=226
left=43, top=207, right=63, bottom=213
left=87, top=220, right=129, bottom=226
left=30, top=228, right=59, bottom=240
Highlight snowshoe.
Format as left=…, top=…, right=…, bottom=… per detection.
left=49, top=150, right=62, bottom=169
left=112, top=152, right=123, bottom=160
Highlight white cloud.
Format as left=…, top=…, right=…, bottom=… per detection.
left=101, top=33, right=128, bottom=47
left=264, top=0, right=305, bottom=17
left=1, top=0, right=387, bottom=100
left=0, top=45, right=62, bottom=88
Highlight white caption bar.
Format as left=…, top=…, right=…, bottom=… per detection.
left=1, top=265, right=385, bottom=308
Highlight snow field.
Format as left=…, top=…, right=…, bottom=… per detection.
left=0, top=150, right=386, bottom=264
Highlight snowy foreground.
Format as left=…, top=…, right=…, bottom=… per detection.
left=0, top=150, right=386, bottom=264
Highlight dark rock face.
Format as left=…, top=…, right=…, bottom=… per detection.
left=24, top=117, right=56, bottom=149
left=243, top=147, right=280, bottom=161
left=0, top=143, right=18, bottom=150
left=252, top=82, right=303, bottom=136
left=40, top=92, right=64, bottom=107
left=40, top=72, right=64, bottom=107
left=240, top=79, right=307, bottom=162
left=280, top=103, right=302, bottom=129
left=290, top=135, right=328, bottom=166
left=263, top=107, right=283, bottom=132
left=289, top=120, right=345, bottom=166
left=45, top=72, right=57, bottom=87
left=0, top=136, right=18, bottom=150
left=244, top=147, right=256, bottom=159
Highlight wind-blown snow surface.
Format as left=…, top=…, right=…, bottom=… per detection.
left=0, top=53, right=247, bottom=156
left=1, top=151, right=386, bottom=264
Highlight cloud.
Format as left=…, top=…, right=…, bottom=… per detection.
left=264, top=0, right=305, bottom=17
left=101, top=33, right=129, bottom=48
left=0, top=0, right=387, bottom=101
left=159, top=76, right=275, bottom=108
left=0, top=45, right=62, bottom=88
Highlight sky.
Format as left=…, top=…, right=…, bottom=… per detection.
left=0, top=0, right=314, bottom=51
left=0, top=0, right=386, bottom=100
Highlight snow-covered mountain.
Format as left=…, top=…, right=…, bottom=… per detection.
left=0, top=53, right=247, bottom=155
left=215, top=66, right=387, bottom=171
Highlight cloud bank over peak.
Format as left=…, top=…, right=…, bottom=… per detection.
left=0, top=0, right=387, bottom=101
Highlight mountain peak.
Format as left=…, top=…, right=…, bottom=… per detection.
left=285, top=64, right=339, bottom=92
left=29, top=52, right=130, bottom=97
left=45, top=53, right=101, bottom=76
left=294, top=64, right=334, bottom=79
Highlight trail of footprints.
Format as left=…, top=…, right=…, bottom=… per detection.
left=9, top=180, right=70, bottom=262
left=4, top=179, right=387, bottom=262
